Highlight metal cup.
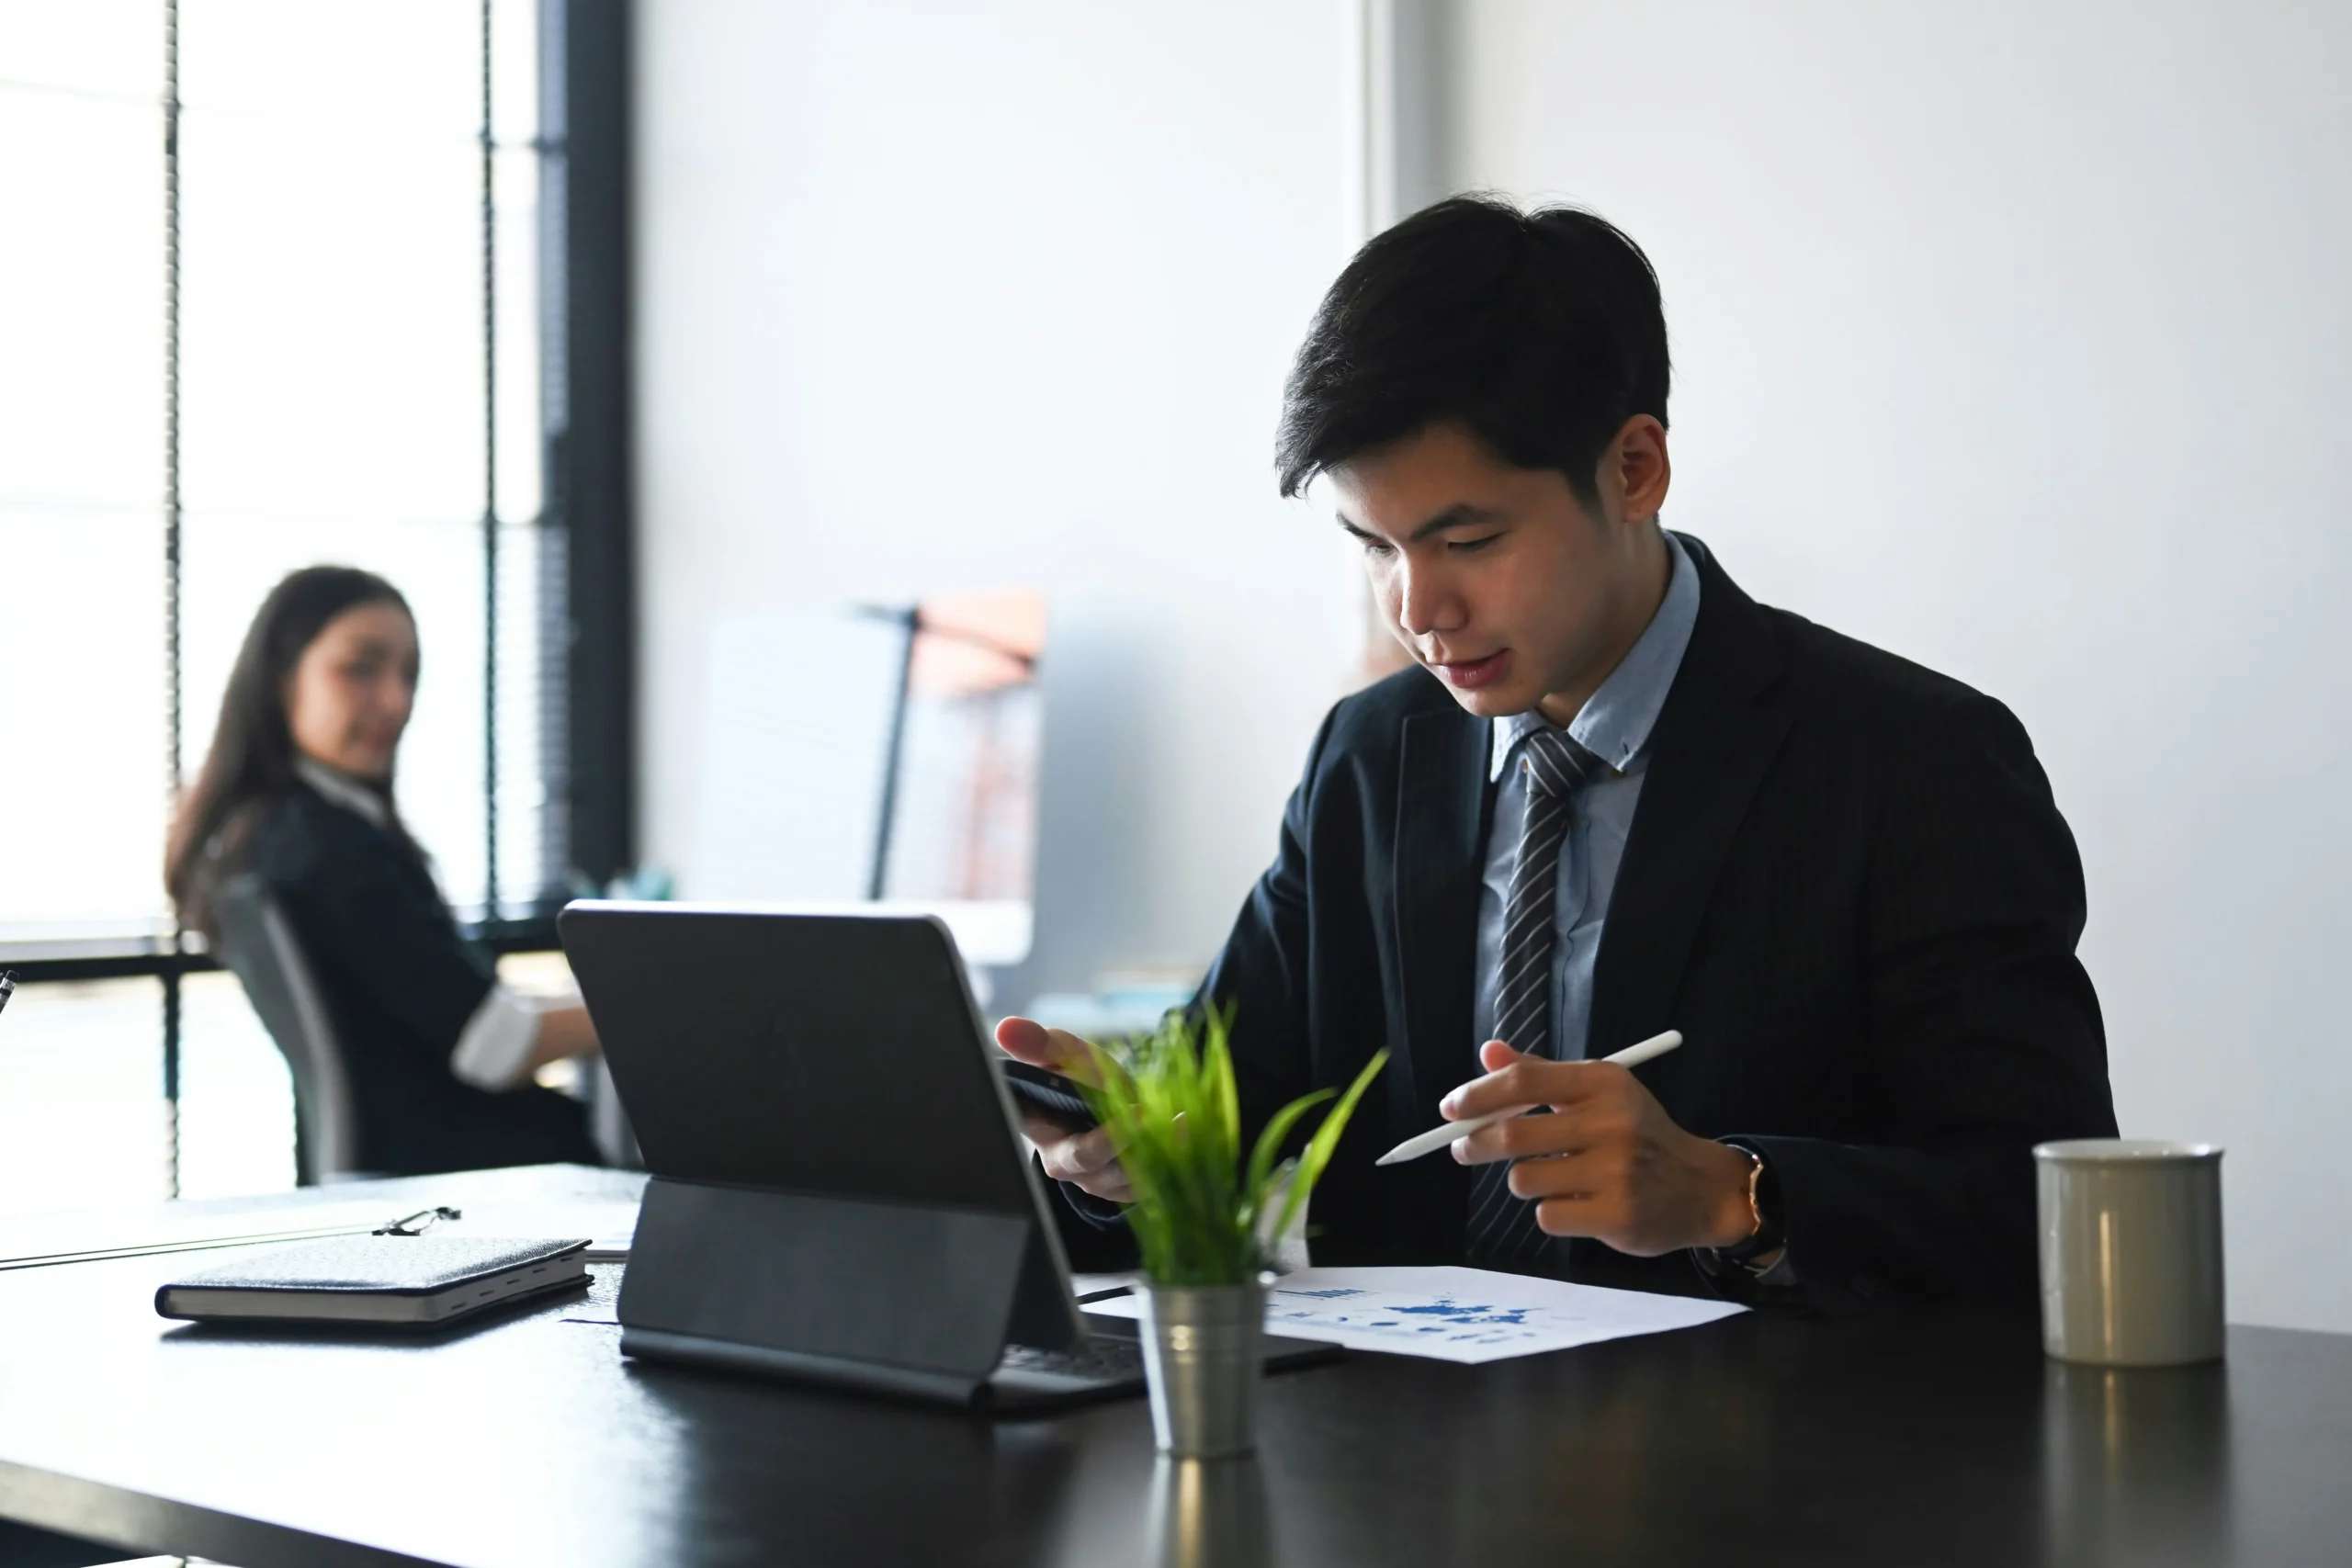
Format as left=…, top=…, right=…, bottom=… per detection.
left=2035, top=1139, right=2225, bottom=1367
left=1135, top=1280, right=1268, bottom=1458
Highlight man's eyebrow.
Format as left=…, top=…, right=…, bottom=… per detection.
left=1333, top=503, right=1507, bottom=543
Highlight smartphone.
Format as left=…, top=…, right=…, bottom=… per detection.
left=997, top=1057, right=1098, bottom=1132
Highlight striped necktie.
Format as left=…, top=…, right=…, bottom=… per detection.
left=1466, top=724, right=1606, bottom=1265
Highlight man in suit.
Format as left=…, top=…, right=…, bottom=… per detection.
left=1001, top=196, right=2116, bottom=1308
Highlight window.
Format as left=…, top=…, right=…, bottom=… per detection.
left=0, top=2, right=171, bottom=942
left=0, top=0, right=631, bottom=1202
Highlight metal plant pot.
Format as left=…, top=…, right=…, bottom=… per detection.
left=1136, top=1279, right=1268, bottom=1458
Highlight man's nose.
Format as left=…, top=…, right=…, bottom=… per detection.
left=1396, top=561, right=1461, bottom=639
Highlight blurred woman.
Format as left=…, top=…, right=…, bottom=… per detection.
left=166, top=566, right=601, bottom=1175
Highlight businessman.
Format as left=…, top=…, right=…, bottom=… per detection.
left=1003, top=196, right=2116, bottom=1307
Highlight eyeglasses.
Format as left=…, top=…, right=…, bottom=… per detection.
left=372, top=1205, right=463, bottom=1237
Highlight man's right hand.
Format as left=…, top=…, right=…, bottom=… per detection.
left=996, top=1016, right=1133, bottom=1204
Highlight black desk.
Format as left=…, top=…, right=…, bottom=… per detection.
left=0, top=1165, right=2345, bottom=1568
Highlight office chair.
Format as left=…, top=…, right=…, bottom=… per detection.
left=213, top=874, right=363, bottom=1185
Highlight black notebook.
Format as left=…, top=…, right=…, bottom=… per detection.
left=155, top=1235, right=591, bottom=1326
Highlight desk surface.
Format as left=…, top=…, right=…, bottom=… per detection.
left=0, top=1165, right=2344, bottom=1568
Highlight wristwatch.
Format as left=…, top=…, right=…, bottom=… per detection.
left=1711, top=1139, right=1786, bottom=1268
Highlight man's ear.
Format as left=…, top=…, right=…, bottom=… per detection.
left=1608, top=414, right=1671, bottom=527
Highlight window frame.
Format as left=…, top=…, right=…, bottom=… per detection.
left=0, top=0, right=635, bottom=1196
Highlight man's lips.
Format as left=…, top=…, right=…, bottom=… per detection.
left=1433, top=650, right=1510, bottom=691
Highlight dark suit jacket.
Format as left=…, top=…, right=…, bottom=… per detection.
left=1193, top=535, right=2116, bottom=1309
left=245, top=786, right=601, bottom=1176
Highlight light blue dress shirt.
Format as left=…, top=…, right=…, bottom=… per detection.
left=1470, top=531, right=1702, bottom=1062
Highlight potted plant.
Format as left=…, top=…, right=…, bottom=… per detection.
left=1074, top=1006, right=1385, bottom=1458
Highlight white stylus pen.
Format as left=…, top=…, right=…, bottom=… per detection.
left=1372, top=1029, right=1684, bottom=1167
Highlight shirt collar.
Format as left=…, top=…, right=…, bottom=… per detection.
left=1489, top=529, right=1703, bottom=782
left=295, top=756, right=392, bottom=829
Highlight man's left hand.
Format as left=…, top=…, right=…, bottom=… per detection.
left=1445, top=1039, right=1758, bottom=1257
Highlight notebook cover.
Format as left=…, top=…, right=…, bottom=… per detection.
left=156, top=1235, right=589, bottom=1303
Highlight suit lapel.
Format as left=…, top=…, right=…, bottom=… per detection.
left=1589, top=539, right=1792, bottom=1077
left=1392, top=705, right=1490, bottom=1123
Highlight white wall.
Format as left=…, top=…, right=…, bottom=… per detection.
left=634, top=3, right=1362, bottom=1005
left=1450, top=0, right=2352, bottom=1331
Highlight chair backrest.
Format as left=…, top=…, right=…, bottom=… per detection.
left=212, top=874, right=360, bottom=1184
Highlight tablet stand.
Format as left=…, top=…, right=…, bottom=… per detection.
left=616, top=1176, right=1055, bottom=1405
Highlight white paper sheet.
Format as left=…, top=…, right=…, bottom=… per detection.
left=0, top=1186, right=644, bottom=1272
left=439, top=1200, right=640, bottom=1261
left=1069, top=1269, right=1143, bottom=1302
left=0, top=1199, right=419, bottom=1271
left=1081, top=1266, right=1747, bottom=1364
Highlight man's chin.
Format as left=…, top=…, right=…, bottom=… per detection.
left=1434, top=681, right=1538, bottom=720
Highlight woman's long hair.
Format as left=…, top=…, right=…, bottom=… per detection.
left=165, top=566, right=418, bottom=937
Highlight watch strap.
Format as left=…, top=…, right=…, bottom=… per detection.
left=1710, top=1138, right=1786, bottom=1266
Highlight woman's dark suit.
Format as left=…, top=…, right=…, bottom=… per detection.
left=244, top=784, right=599, bottom=1175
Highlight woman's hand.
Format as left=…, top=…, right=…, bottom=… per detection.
left=522, top=1003, right=600, bottom=1077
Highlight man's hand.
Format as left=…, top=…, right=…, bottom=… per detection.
left=996, top=1016, right=1133, bottom=1204
left=1445, top=1039, right=1757, bottom=1257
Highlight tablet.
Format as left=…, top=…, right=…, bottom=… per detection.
left=559, top=903, right=1341, bottom=1410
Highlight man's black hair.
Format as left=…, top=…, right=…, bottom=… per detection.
left=1276, top=194, right=1669, bottom=504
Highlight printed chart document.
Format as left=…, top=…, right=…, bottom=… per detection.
left=1085, top=1266, right=1746, bottom=1364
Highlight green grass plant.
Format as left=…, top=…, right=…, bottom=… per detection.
left=1071, top=1005, right=1387, bottom=1287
